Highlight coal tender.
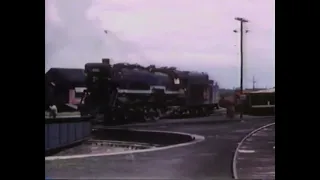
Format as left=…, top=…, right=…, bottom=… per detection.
left=149, top=67, right=220, bottom=118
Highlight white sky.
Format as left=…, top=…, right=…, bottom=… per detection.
left=45, top=0, right=274, bottom=88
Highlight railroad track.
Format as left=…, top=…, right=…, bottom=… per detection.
left=85, top=139, right=162, bottom=150
left=46, top=139, right=162, bottom=159
left=233, top=123, right=275, bottom=179
left=46, top=117, right=275, bottom=178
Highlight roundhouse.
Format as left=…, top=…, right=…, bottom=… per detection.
left=45, top=68, right=86, bottom=112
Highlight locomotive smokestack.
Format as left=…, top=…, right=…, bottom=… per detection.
left=102, top=58, right=110, bottom=65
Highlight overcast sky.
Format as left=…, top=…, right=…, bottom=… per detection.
left=45, top=0, right=274, bottom=88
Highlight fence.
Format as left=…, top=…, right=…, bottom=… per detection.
left=45, top=116, right=91, bottom=155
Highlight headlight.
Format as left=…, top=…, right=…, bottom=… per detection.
left=174, top=78, right=180, bottom=85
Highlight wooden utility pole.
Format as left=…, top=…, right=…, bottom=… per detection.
left=234, top=17, right=249, bottom=119
left=252, top=76, right=256, bottom=90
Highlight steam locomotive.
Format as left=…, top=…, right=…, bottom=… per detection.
left=79, top=59, right=220, bottom=124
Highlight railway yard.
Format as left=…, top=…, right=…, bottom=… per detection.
left=45, top=60, right=275, bottom=179
left=45, top=1, right=275, bottom=178
left=45, top=115, right=275, bottom=179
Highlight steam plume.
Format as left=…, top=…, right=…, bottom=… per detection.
left=45, top=0, right=151, bottom=72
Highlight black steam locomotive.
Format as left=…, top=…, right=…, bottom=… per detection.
left=79, top=59, right=220, bottom=124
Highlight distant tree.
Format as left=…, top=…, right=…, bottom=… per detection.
left=147, top=65, right=156, bottom=70
left=219, top=88, right=235, bottom=97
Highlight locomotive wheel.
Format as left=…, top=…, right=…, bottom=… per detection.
left=103, top=112, right=115, bottom=125
left=201, top=108, right=208, bottom=117
left=125, top=110, right=136, bottom=123
left=143, top=109, right=158, bottom=122
left=152, top=109, right=161, bottom=121
left=186, top=110, right=191, bottom=116
left=138, top=112, right=146, bottom=122
left=132, top=110, right=145, bottom=122
left=144, top=114, right=152, bottom=122
left=143, top=108, right=151, bottom=122
left=142, top=108, right=161, bottom=122
left=116, top=110, right=129, bottom=124
left=190, top=109, right=197, bottom=117
left=123, top=114, right=130, bottom=123
left=202, top=107, right=209, bottom=116
left=196, top=109, right=201, bottom=116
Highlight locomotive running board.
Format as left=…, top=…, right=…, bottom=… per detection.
left=117, top=88, right=183, bottom=95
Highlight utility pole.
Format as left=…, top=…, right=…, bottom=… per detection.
left=234, top=17, right=249, bottom=119
left=252, top=76, right=256, bottom=90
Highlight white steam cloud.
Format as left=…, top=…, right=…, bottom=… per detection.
left=45, top=0, right=152, bottom=72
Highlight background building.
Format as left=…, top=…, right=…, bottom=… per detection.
left=45, top=68, right=86, bottom=112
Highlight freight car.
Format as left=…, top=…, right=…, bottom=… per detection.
left=79, top=59, right=220, bottom=124
left=231, top=88, right=275, bottom=116
left=243, top=88, right=275, bottom=115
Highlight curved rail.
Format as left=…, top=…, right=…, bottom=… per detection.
left=87, top=139, right=162, bottom=149
left=45, top=129, right=205, bottom=161
left=232, top=122, right=275, bottom=179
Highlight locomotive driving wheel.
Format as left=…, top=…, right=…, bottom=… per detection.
left=143, top=108, right=161, bottom=122
left=151, top=108, right=161, bottom=121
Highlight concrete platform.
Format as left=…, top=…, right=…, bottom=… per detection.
left=45, top=117, right=274, bottom=179
left=45, top=111, right=81, bottom=119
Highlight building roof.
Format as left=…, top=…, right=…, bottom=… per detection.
left=249, top=88, right=275, bottom=94
left=45, top=68, right=86, bottom=88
